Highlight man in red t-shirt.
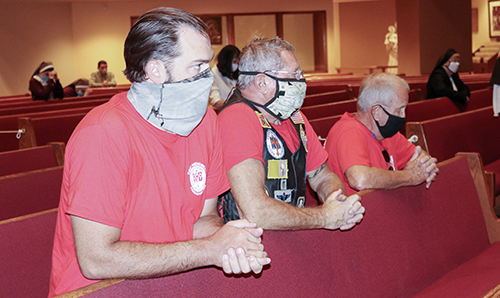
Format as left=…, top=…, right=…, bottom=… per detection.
left=325, top=73, right=439, bottom=195
left=49, top=8, right=269, bottom=297
left=218, top=37, right=364, bottom=231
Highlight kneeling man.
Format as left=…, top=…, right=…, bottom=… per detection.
left=325, top=73, right=439, bottom=195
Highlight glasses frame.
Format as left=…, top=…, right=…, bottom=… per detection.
left=264, top=70, right=305, bottom=80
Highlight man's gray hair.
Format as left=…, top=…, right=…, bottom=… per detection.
left=357, top=73, right=409, bottom=113
left=237, top=37, right=295, bottom=89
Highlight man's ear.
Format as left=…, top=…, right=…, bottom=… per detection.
left=145, top=60, right=167, bottom=84
left=371, top=105, right=381, bottom=121
left=254, top=74, right=271, bottom=95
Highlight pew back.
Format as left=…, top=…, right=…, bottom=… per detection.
left=309, top=114, right=344, bottom=140
left=305, top=84, right=350, bottom=95
left=406, top=106, right=499, bottom=164
left=0, top=107, right=93, bottom=152
left=406, top=88, right=492, bottom=123
left=0, top=210, right=57, bottom=298
left=0, top=166, right=63, bottom=220
left=18, top=113, right=88, bottom=149
left=302, top=89, right=353, bottom=107
left=71, top=155, right=499, bottom=298
left=0, top=143, right=64, bottom=177
left=301, top=99, right=357, bottom=120
left=0, top=98, right=108, bottom=117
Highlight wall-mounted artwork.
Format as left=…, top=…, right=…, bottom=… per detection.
left=489, top=1, right=500, bottom=38
left=201, top=16, right=222, bottom=45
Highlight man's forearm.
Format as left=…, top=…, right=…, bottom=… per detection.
left=193, top=214, right=223, bottom=239
left=345, top=165, right=413, bottom=191
left=77, top=236, right=216, bottom=280
left=307, top=163, right=346, bottom=202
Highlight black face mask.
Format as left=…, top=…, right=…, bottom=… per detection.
left=374, top=105, right=406, bottom=138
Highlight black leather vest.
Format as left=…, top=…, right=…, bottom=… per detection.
left=218, top=89, right=308, bottom=223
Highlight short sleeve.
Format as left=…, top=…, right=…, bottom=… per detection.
left=65, top=123, right=130, bottom=228
left=302, top=114, right=328, bottom=172
left=219, top=104, right=265, bottom=170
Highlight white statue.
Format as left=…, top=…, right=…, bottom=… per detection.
left=384, top=24, right=398, bottom=74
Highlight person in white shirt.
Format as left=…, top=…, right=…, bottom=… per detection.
left=209, top=45, right=240, bottom=109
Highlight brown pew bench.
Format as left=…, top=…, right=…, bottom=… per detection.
left=0, top=143, right=64, bottom=177
left=304, top=83, right=350, bottom=95
left=306, top=88, right=492, bottom=147
left=18, top=113, right=88, bottom=149
left=301, top=99, right=357, bottom=120
left=406, top=88, right=492, bottom=125
left=0, top=98, right=108, bottom=117
left=0, top=92, right=113, bottom=110
left=0, top=166, right=62, bottom=220
left=0, top=209, right=58, bottom=298
left=302, top=89, right=354, bottom=107
left=0, top=107, right=94, bottom=152
left=63, top=154, right=500, bottom=298
left=308, top=114, right=344, bottom=142
left=406, top=106, right=500, bottom=198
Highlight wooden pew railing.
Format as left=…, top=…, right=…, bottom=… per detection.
left=61, top=155, right=500, bottom=298
left=0, top=143, right=64, bottom=177
left=18, top=113, right=88, bottom=149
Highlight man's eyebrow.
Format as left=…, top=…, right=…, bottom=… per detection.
left=194, top=53, right=214, bottom=64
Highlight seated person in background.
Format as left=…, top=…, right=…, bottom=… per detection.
left=89, top=60, right=117, bottom=87
left=63, top=78, right=92, bottom=97
left=49, top=7, right=269, bottom=297
left=29, top=61, right=64, bottom=101
left=209, top=45, right=240, bottom=109
left=490, top=55, right=500, bottom=117
left=426, top=49, right=470, bottom=104
left=218, top=37, right=364, bottom=231
left=325, top=73, right=439, bottom=195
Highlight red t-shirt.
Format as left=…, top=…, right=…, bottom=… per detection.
left=49, top=93, right=229, bottom=297
left=325, top=112, right=415, bottom=195
left=218, top=102, right=327, bottom=174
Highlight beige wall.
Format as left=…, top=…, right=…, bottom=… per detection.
left=0, top=2, right=76, bottom=97
left=0, top=0, right=335, bottom=96
left=0, top=0, right=486, bottom=96
left=472, top=0, right=496, bottom=51
left=338, top=0, right=396, bottom=72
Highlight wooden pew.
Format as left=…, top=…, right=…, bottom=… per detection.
left=308, top=114, right=344, bottom=142
left=406, top=88, right=492, bottom=124
left=302, top=89, right=354, bottom=107
left=305, top=84, right=350, bottom=95
left=301, top=99, right=357, bottom=121
left=0, top=166, right=62, bottom=220
left=0, top=143, right=64, bottom=177
left=0, top=209, right=57, bottom=298
left=408, top=88, right=423, bottom=102
left=62, top=155, right=500, bottom=298
left=0, top=93, right=113, bottom=109
left=0, top=98, right=108, bottom=117
left=0, top=93, right=30, bottom=100
left=0, top=107, right=94, bottom=152
left=406, top=106, right=500, bottom=197
left=18, top=113, right=88, bottom=149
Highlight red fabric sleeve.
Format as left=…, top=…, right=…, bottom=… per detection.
left=204, top=109, right=231, bottom=199
left=219, top=103, right=265, bottom=170
left=332, top=125, right=375, bottom=176
left=65, top=122, right=130, bottom=229
left=302, top=113, right=328, bottom=172
left=382, top=133, right=415, bottom=170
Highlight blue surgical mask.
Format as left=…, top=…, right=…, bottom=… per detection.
left=76, top=90, right=85, bottom=97
left=41, top=75, right=50, bottom=84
